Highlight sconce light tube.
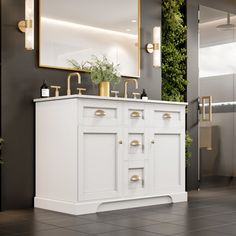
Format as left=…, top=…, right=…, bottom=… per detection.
left=18, top=0, right=34, bottom=50
left=153, top=27, right=161, bottom=67
left=25, top=0, right=34, bottom=50
left=146, top=26, right=161, bottom=68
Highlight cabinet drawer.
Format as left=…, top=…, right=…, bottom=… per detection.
left=152, top=109, right=183, bottom=128
left=124, top=161, right=150, bottom=196
left=124, top=104, right=146, bottom=127
left=78, top=100, right=122, bottom=126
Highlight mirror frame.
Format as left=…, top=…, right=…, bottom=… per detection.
left=39, top=0, right=141, bottom=78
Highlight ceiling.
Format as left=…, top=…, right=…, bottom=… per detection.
left=41, top=0, right=139, bottom=34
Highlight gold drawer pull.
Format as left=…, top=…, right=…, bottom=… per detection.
left=130, top=111, right=141, bottom=118
left=95, top=110, right=106, bottom=117
left=130, top=140, right=141, bottom=147
left=162, top=113, right=172, bottom=119
left=130, top=175, right=142, bottom=182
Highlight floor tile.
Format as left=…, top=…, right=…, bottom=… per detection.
left=67, top=222, right=125, bottom=234
left=38, top=216, right=93, bottom=227
left=136, top=222, right=186, bottom=235
left=18, top=228, right=88, bottom=236
left=106, top=217, right=158, bottom=228
left=97, top=229, right=164, bottom=236
left=174, top=229, right=233, bottom=236
left=0, top=221, right=58, bottom=235
left=171, top=218, right=226, bottom=231
left=210, top=223, right=236, bottom=235
left=78, top=212, right=126, bottom=222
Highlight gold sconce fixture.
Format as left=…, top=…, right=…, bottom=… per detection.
left=18, top=0, right=34, bottom=50
left=146, top=27, right=161, bottom=67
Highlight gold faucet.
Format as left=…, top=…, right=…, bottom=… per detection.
left=67, top=72, right=81, bottom=95
left=124, top=79, right=138, bottom=98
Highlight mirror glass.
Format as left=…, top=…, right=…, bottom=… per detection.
left=40, top=0, right=140, bottom=77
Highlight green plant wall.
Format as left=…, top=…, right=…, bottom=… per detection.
left=161, top=0, right=192, bottom=165
left=161, top=0, right=188, bottom=102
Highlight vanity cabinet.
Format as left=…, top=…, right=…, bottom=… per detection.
left=34, top=95, right=187, bottom=215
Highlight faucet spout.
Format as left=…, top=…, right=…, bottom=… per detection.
left=67, top=72, right=81, bottom=95
left=124, top=79, right=138, bottom=98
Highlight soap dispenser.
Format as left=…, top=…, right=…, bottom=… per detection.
left=40, top=80, right=50, bottom=98
left=141, top=89, right=148, bottom=100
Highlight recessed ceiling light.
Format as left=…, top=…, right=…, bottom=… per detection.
left=126, top=29, right=131, bottom=32
left=131, top=20, right=137, bottom=23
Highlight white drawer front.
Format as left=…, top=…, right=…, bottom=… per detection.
left=124, top=104, right=146, bottom=127
left=152, top=109, right=183, bottom=129
left=79, top=100, right=122, bottom=127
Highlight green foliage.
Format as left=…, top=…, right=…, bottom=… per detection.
left=68, top=56, right=121, bottom=86
left=185, top=131, right=192, bottom=167
left=0, top=138, right=4, bottom=165
left=162, top=0, right=193, bottom=166
left=161, top=0, right=188, bottom=102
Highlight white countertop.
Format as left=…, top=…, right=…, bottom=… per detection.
left=34, top=95, right=188, bottom=106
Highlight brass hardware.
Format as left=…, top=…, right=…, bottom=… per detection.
left=124, top=79, right=138, bottom=98
left=130, top=140, right=141, bottom=147
left=39, top=0, right=141, bottom=78
left=162, top=113, right=172, bottom=120
left=119, top=140, right=123, bottom=144
left=130, top=175, right=142, bottom=182
left=111, top=90, right=119, bottom=98
left=99, top=81, right=110, bottom=97
left=95, top=109, right=106, bottom=117
left=77, top=88, right=86, bottom=95
left=18, top=20, right=33, bottom=33
left=202, top=96, right=212, bottom=122
left=133, top=92, right=141, bottom=99
left=67, top=72, right=81, bottom=95
left=51, top=86, right=61, bottom=97
left=130, top=111, right=141, bottom=118
left=146, top=43, right=159, bottom=54
left=151, top=140, right=155, bottom=144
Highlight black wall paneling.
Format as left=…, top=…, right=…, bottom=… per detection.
left=0, top=0, right=161, bottom=209
left=186, top=0, right=236, bottom=190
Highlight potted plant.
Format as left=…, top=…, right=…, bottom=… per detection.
left=69, top=56, right=121, bottom=97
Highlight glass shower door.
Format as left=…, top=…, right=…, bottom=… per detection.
left=199, top=6, right=236, bottom=188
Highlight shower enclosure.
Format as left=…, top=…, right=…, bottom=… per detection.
left=199, top=6, right=236, bottom=188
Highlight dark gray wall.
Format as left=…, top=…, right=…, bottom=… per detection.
left=186, top=0, right=236, bottom=190
left=0, top=0, right=161, bottom=210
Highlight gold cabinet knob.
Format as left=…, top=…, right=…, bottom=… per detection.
left=151, top=140, right=155, bottom=144
left=130, top=175, right=142, bottom=182
left=77, top=87, right=86, bottom=95
left=95, top=109, right=106, bottom=117
left=132, top=92, right=141, bottom=99
left=162, top=113, right=172, bottom=119
left=119, top=140, right=123, bottom=144
left=130, top=111, right=141, bottom=118
left=51, top=86, right=61, bottom=97
left=130, top=140, right=141, bottom=147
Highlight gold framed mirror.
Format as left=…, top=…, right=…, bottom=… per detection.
left=39, top=0, right=140, bottom=78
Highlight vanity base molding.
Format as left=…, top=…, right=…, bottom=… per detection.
left=35, top=192, right=187, bottom=215
left=34, top=96, right=187, bottom=215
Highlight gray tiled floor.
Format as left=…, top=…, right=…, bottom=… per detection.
left=1, top=186, right=236, bottom=235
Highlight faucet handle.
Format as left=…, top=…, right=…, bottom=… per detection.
left=77, top=87, right=86, bottom=95
left=132, top=92, right=141, bottom=99
left=111, top=90, right=119, bottom=98
left=51, top=86, right=61, bottom=97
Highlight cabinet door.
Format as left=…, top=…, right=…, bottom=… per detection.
left=78, top=127, right=123, bottom=201
left=153, top=133, right=185, bottom=194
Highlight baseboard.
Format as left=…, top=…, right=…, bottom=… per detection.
left=34, top=192, right=187, bottom=215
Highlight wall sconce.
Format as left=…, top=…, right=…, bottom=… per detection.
left=146, top=27, right=161, bottom=67
left=18, top=0, right=34, bottom=50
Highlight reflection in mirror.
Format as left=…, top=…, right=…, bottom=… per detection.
left=40, top=0, right=140, bottom=77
